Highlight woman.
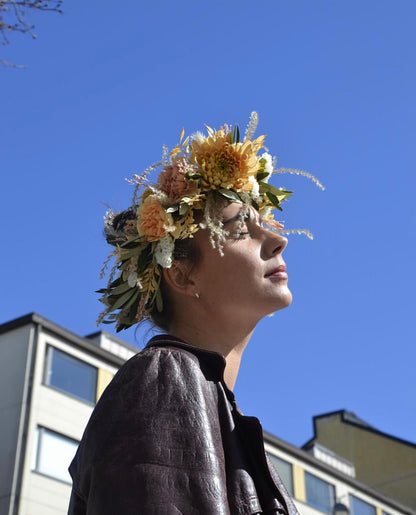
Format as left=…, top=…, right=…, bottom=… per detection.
left=68, top=113, right=321, bottom=514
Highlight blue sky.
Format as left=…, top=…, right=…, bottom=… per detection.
left=1, top=0, right=415, bottom=448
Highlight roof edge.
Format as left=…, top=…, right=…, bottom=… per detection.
left=0, top=313, right=131, bottom=366
left=302, top=409, right=416, bottom=450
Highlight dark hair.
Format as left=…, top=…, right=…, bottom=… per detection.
left=108, top=208, right=200, bottom=332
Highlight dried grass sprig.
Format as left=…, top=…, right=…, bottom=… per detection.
left=279, top=228, right=314, bottom=240
left=274, top=168, right=325, bottom=191
left=202, top=193, right=228, bottom=256
left=244, top=111, right=259, bottom=141
left=128, top=160, right=165, bottom=205
left=99, top=250, right=117, bottom=280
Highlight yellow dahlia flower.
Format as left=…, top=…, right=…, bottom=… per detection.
left=189, top=128, right=264, bottom=192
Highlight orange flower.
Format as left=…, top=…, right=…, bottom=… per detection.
left=137, top=195, right=174, bottom=241
left=189, top=128, right=264, bottom=191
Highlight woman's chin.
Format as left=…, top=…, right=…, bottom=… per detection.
left=273, top=287, right=293, bottom=311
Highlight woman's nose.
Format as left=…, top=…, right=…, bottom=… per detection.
left=263, top=230, right=288, bottom=258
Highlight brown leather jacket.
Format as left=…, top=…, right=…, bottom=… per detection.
left=68, top=335, right=299, bottom=515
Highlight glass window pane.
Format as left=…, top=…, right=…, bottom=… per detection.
left=351, top=495, right=376, bottom=515
left=34, top=427, right=78, bottom=483
left=305, top=471, right=335, bottom=514
left=267, top=453, right=294, bottom=495
left=45, top=346, right=97, bottom=403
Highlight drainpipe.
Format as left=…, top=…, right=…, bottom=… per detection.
left=8, top=322, right=39, bottom=515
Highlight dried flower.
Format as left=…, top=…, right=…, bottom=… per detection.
left=157, top=156, right=199, bottom=203
left=154, top=236, right=175, bottom=268
left=137, top=195, right=174, bottom=241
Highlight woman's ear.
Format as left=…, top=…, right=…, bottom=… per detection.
left=162, top=260, right=196, bottom=298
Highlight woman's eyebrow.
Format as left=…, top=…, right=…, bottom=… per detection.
left=223, top=209, right=263, bottom=226
left=223, top=211, right=244, bottom=225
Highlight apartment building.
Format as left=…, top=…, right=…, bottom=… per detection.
left=0, top=313, right=135, bottom=515
left=303, top=410, right=416, bottom=509
left=0, top=313, right=414, bottom=515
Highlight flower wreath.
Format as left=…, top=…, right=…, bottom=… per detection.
left=97, top=112, right=324, bottom=331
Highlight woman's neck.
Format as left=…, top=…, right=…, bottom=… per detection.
left=169, top=319, right=254, bottom=390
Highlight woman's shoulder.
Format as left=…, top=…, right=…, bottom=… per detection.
left=91, top=338, right=224, bottom=426
left=70, top=337, right=227, bottom=484
left=113, top=335, right=225, bottom=389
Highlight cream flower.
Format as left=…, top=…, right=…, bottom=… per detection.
left=154, top=236, right=174, bottom=268
left=261, top=152, right=273, bottom=182
left=127, top=271, right=142, bottom=288
left=245, top=175, right=260, bottom=198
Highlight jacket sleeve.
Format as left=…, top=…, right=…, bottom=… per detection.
left=68, top=347, right=230, bottom=515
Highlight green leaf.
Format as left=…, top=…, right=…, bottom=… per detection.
left=256, top=171, right=269, bottom=181
left=108, top=277, right=122, bottom=289
left=218, top=188, right=242, bottom=203
left=120, top=235, right=144, bottom=248
left=236, top=125, right=240, bottom=143
left=111, top=288, right=137, bottom=311
left=137, top=245, right=152, bottom=274
left=111, top=281, right=132, bottom=295
left=155, top=289, right=163, bottom=312
left=185, top=172, right=201, bottom=181
left=121, top=289, right=140, bottom=312
left=266, top=191, right=281, bottom=208
left=179, top=203, right=189, bottom=216
left=259, top=182, right=293, bottom=201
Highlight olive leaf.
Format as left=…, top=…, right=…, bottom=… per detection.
left=256, top=171, right=270, bottom=181
left=110, top=288, right=137, bottom=311
left=218, top=188, right=242, bottom=203
left=111, top=281, right=133, bottom=296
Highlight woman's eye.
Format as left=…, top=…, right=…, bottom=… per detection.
left=233, top=231, right=249, bottom=239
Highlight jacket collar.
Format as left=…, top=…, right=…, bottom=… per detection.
left=146, top=333, right=234, bottom=395
left=146, top=333, right=225, bottom=364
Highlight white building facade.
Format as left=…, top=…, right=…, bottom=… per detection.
left=0, top=313, right=414, bottom=515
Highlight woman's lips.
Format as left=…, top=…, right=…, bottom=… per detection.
left=266, top=265, right=288, bottom=280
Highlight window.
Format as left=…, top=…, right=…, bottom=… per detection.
left=350, top=495, right=376, bottom=515
left=305, top=472, right=335, bottom=514
left=44, top=346, right=97, bottom=403
left=267, top=453, right=294, bottom=495
left=32, top=427, right=78, bottom=484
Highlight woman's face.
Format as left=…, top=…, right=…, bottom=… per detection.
left=191, top=202, right=292, bottom=325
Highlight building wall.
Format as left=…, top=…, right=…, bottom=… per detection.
left=17, top=328, right=117, bottom=515
left=313, top=414, right=416, bottom=508
left=265, top=442, right=409, bottom=515
left=0, top=324, right=34, bottom=515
